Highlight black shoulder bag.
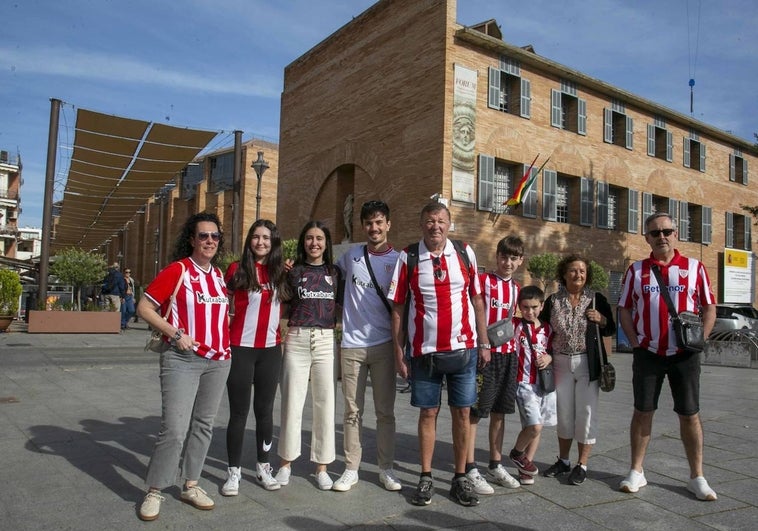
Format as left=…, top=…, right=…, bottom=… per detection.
left=523, top=321, right=555, bottom=394
left=651, top=265, right=705, bottom=353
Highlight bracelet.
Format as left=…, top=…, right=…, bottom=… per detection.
left=478, top=343, right=491, bottom=350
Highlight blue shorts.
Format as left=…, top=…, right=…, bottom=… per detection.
left=409, top=348, right=477, bottom=408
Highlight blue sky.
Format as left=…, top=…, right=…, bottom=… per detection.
left=1, top=0, right=756, bottom=229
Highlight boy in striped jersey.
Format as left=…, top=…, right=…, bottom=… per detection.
left=465, top=236, right=524, bottom=494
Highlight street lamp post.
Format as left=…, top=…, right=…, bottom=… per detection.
left=251, top=151, right=269, bottom=221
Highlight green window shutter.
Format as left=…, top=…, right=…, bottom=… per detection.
left=702, top=206, right=712, bottom=245
left=597, top=181, right=609, bottom=229
left=580, top=177, right=594, bottom=226
left=730, top=153, right=736, bottom=182
left=520, top=78, right=531, bottom=118
left=577, top=98, right=587, bottom=136
left=678, top=201, right=689, bottom=242
left=542, top=169, right=557, bottom=221
left=699, top=143, right=706, bottom=173
left=642, top=192, right=653, bottom=233
left=647, top=124, right=655, bottom=156
left=551, top=89, right=562, bottom=128
left=625, top=116, right=634, bottom=150
left=683, top=137, right=691, bottom=168
left=488, top=67, right=501, bottom=110
left=603, top=108, right=613, bottom=143
left=628, top=189, right=639, bottom=233
left=666, top=131, right=673, bottom=162
left=477, top=154, right=495, bottom=210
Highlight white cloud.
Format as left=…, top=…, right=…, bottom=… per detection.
left=0, top=46, right=281, bottom=98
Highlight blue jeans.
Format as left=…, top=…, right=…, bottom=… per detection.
left=145, top=349, right=231, bottom=489
left=409, top=348, right=477, bottom=408
left=120, top=294, right=135, bottom=328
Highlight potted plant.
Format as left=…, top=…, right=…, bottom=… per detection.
left=0, top=268, right=23, bottom=331
left=27, top=248, right=120, bottom=333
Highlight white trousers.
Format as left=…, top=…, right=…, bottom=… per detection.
left=554, top=353, right=599, bottom=444
left=278, top=327, right=336, bottom=464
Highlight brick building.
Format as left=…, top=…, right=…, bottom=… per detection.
left=277, top=0, right=757, bottom=302
left=0, top=149, right=22, bottom=259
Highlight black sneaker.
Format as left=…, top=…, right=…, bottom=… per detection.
left=568, top=465, right=587, bottom=485
left=411, top=477, right=434, bottom=506
left=543, top=458, right=571, bottom=477
left=449, top=477, right=479, bottom=507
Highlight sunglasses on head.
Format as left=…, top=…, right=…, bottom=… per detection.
left=648, top=228, right=675, bottom=238
left=197, top=231, right=221, bottom=242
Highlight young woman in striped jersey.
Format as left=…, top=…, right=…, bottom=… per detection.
left=221, top=219, right=289, bottom=494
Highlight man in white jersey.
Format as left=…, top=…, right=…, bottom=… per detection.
left=618, top=212, right=717, bottom=501
left=388, top=202, right=489, bottom=507
left=332, top=200, right=402, bottom=493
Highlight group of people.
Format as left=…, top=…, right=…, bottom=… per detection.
left=100, top=261, right=137, bottom=330
left=134, top=205, right=718, bottom=522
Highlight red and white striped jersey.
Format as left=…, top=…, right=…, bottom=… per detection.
left=513, top=318, right=552, bottom=384
left=144, top=257, right=231, bottom=361
left=388, top=239, right=482, bottom=356
left=618, top=250, right=715, bottom=357
left=225, top=261, right=281, bottom=348
left=480, top=272, right=520, bottom=354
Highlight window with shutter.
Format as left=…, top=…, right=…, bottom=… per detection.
left=542, top=169, right=557, bottom=221
left=580, top=178, right=594, bottom=226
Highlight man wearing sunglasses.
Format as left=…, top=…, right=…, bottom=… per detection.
left=618, top=212, right=717, bottom=501
left=388, top=201, right=489, bottom=507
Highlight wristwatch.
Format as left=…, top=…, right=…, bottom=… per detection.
left=173, top=329, right=183, bottom=341
left=478, top=343, right=491, bottom=350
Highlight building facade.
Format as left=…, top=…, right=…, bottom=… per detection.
left=0, top=149, right=22, bottom=259
left=276, top=0, right=757, bottom=303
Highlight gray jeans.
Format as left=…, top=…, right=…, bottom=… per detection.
left=145, top=349, right=231, bottom=489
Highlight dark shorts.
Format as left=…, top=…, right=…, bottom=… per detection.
left=409, top=348, right=477, bottom=409
left=471, top=352, right=517, bottom=418
left=632, top=347, right=700, bottom=415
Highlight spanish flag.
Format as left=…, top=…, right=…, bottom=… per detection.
left=504, top=155, right=551, bottom=207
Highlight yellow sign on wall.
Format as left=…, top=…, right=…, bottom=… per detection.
left=725, top=249, right=748, bottom=268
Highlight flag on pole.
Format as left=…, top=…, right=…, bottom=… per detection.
left=504, top=155, right=551, bottom=207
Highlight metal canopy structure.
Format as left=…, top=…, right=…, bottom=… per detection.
left=52, top=109, right=219, bottom=252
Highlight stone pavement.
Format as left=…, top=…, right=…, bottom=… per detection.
left=1, top=321, right=756, bottom=530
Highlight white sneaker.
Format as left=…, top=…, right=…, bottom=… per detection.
left=619, top=469, right=647, bottom=493
left=687, top=476, right=717, bottom=501
left=379, top=468, right=402, bottom=491
left=275, top=466, right=291, bottom=486
left=487, top=464, right=520, bottom=489
left=466, top=468, right=494, bottom=495
left=138, top=491, right=164, bottom=521
left=256, top=462, right=281, bottom=491
left=332, top=469, right=359, bottom=492
left=316, top=470, right=334, bottom=490
left=221, top=466, right=241, bottom=496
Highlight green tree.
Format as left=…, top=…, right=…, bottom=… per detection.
left=527, top=253, right=610, bottom=294
left=526, top=253, right=560, bottom=292
left=0, top=268, right=23, bottom=316
left=50, top=248, right=108, bottom=310
left=282, top=239, right=297, bottom=262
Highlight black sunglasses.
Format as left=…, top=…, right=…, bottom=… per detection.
left=197, top=231, right=221, bottom=242
left=648, top=228, right=675, bottom=238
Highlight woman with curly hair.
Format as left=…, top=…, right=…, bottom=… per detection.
left=137, top=212, right=231, bottom=521
left=221, top=219, right=289, bottom=494
left=275, top=221, right=341, bottom=490
left=539, top=254, right=615, bottom=486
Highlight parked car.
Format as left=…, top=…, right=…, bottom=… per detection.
left=711, top=304, right=758, bottom=335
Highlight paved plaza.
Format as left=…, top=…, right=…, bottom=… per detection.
left=1, top=321, right=756, bottom=530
